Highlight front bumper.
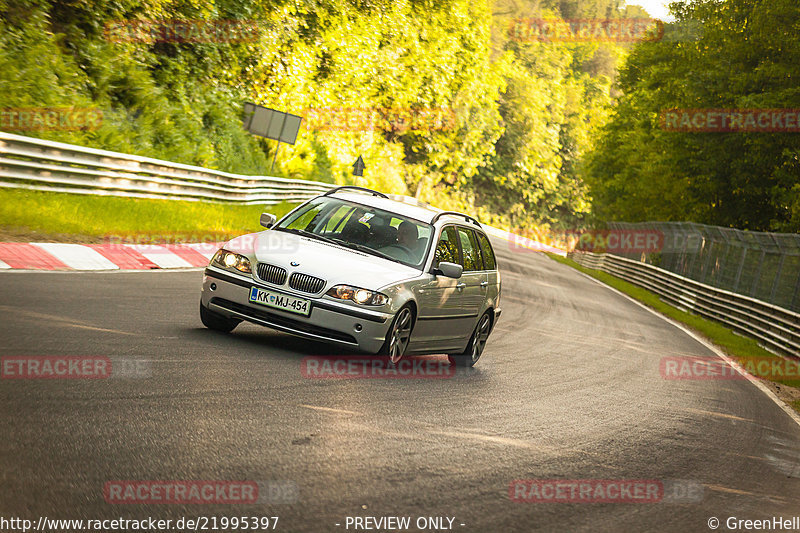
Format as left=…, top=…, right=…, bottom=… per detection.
left=201, top=267, right=392, bottom=353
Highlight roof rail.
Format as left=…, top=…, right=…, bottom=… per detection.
left=431, top=211, right=482, bottom=228
left=324, top=186, right=389, bottom=198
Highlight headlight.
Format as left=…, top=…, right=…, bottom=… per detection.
left=212, top=249, right=252, bottom=274
left=326, top=284, right=389, bottom=306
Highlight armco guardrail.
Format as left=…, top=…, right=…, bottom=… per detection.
left=608, top=221, right=800, bottom=313
left=0, top=131, right=331, bottom=204
left=570, top=251, right=800, bottom=359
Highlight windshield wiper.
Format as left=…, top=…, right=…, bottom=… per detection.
left=275, top=227, right=406, bottom=264
left=273, top=227, right=343, bottom=246
left=338, top=241, right=405, bottom=264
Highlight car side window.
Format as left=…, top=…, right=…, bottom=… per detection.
left=457, top=227, right=482, bottom=271
left=433, top=226, right=459, bottom=268
left=477, top=232, right=496, bottom=270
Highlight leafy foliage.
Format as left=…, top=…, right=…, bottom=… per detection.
left=0, top=0, right=632, bottom=229
left=585, top=0, right=800, bottom=231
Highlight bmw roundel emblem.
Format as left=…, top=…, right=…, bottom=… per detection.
left=290, top=261, right=300, bottom=267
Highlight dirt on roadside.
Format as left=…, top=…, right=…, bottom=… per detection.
left=0, top=226, right=106, bottom=244
left=761, top=379, right=800, bottom=414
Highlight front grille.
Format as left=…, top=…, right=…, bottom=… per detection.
left=256, top=263, right=287, bottom=285
left=289, top=272, right=326, bottom=294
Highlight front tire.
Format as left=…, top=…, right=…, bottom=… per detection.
left=379, top=305, right=414, bottom=364
left=200, top=303, right=241, bottom=333
left=449, top=311, right=492, bottom=367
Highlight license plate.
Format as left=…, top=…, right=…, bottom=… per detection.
left=249, top=287, right=311, bottom=316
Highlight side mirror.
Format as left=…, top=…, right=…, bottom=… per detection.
left=260, top=212, right=277, bottom=229
left=433, top=261, right=463, bottom=279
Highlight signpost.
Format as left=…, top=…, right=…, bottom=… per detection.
left=242, top=102, right=302, bottom=172
left=352, top=155, right=365, bottom=177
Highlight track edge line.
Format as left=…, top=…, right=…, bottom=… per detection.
left=569, top=267, right=800, bottom=430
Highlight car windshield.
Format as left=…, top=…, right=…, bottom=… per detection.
left=274, top=196, right=433, bottom=269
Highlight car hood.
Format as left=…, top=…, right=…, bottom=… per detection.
left=224, top=231, right=422, bottom=290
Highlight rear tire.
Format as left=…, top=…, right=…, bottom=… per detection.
left=200, top=303, right=241, bottom=333
left=378, top=305, right=415, bottom=364
left=448, top=311, right=492, bottom=367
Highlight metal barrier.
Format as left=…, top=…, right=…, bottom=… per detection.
left=0, top=131, right=331, bottom=204
left=608, top=221, right=800, bottom=313
left=569, top=251, right=800, bottom=359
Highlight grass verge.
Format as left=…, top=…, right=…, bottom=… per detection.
left=0, top=188, right=299, bottom=243
left=547, top=253, right=800, bottom=412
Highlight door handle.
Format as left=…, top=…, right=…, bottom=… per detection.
left=480, top=281, right=489, bottom=288
left=456, top=283, right=467, bottom=290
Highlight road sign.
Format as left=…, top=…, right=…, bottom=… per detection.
left=353, top=155, right=365, bottom=177
left=242, top=102, right=303, bottom=172
left=242, top=103, right=302, bottom=144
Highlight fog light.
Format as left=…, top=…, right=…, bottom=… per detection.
left=210, top=283, right=217, bottom=291
left=354, top=323, right=363, bottom=332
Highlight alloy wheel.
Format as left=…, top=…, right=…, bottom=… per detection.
left=388, top=307, right=413, bottom=364
left=470, top=313, right=491, bottom=362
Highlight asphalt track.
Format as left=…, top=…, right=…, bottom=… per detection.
left=1, top=239, right=799, bottom=532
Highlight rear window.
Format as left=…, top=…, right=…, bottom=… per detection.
left=477, top=232, right=496, bottom=270
left=457, top=227, right=482, bottom=271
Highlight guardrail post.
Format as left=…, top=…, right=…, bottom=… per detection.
left=749, top=250, right=766, bottom=298
left=687, top=242, right=700, bottom=279
left=699, top=239, right=715, bottom=284
left=714, top=241, right=731, bottom=289
left=732, top=247, right=748, bottom=293
left=674, top=226, right=689, bottom=277
left=769, top=254, right=785, bottom=303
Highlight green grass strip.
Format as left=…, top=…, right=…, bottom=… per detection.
left=0, top=188, right=298, bottom=242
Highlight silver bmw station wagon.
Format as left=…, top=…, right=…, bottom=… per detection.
left=200, top=186, right=501, bottom=366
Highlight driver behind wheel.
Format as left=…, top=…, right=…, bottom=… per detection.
left=397, top=220, right=427, bottom=262
left=397, top=220, right=418, bottom=249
